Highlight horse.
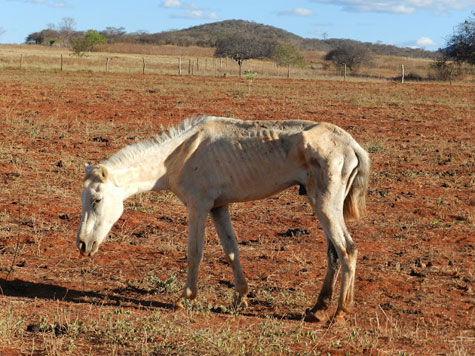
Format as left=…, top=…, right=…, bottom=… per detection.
left=76, top=116, right=370, bottom=322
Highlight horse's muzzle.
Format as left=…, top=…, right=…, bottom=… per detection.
left=77, top=239, right=97, bottom=257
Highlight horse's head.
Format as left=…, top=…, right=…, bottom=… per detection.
left=76, top=164, right=124, bottom=256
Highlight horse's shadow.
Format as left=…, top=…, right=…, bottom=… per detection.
left=0, top=278, right=304, bottom=321
left=0, top=278, right=174, bottom=311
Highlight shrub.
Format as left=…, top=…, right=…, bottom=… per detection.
left=70, top=30, right=106, bottom=56
left=430, top=58, right=461, bottom=82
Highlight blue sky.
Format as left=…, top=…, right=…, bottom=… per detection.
left=1, top=0, right=474, bottom=50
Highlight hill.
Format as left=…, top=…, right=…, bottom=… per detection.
left=26, top=19, right=437, bottom=59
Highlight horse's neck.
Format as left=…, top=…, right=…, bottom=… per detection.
left=107, top=138, right=184, bottom=199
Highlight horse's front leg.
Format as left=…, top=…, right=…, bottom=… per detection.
left=211, top=205, right=248, bottom=308
left=175, top=204, right=209, bottom=309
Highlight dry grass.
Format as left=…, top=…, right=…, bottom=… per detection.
left=1, top=43, right=473, bottom=82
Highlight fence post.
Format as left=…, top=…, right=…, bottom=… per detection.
left=401, top=64, right=405, bottom=83
left=142, top=57, right=145, bottom=75
left=287, top=64, right=291, bottom=78
left=178, top=57, right=182, bottom=75
left=344, top=64, right=347, bottom=81
left=19, top=54, right=23, bottom=69
left=106, top=57, right=110, bottom=73
left=60, top=54, right=63, bottom=72
left=196, top=58, right=199, bottom=71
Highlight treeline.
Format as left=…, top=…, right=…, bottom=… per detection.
left=25, top=19, right=437, bottom=59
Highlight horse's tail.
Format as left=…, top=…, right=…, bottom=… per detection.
left=343, top=143, right=370, bottom=221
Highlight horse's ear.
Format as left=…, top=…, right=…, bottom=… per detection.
left=83, top=164, right=109, bottom=185
left=97, top=165, right=109, bottom=182
left=85, top=163, right=94, bottom=175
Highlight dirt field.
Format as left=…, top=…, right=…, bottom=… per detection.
left=0, top=69, right=473, bottom=355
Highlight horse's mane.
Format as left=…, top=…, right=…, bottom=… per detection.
left=102, top=116, right=212, bottom=170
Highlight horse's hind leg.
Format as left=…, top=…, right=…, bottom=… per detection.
left=305, top=239, right=341, bottom=322
left=211, top=205, right=249, bottom=308
left=305, top=177, right=358, bottom=323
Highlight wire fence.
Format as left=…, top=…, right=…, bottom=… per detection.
left=1, top=49, right=473, bottom=82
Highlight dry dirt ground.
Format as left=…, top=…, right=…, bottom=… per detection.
left=0, top=69, right=473, bottom=355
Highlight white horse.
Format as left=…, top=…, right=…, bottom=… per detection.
left=76, top=116, right=369, bottom=322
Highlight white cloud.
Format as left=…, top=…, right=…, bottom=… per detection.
left=161, top=1, right=218, bottom=20
left=161, top=0, right=182, bottom=8
left=171, top=10, right=218, bottom=19
left=17, top=0, right=71, bottom=7
left=416, top=36, right=437, bottom=47
left=309, top=0, right=475, bottom=14
left=277, top=8, right=315, bottom=16
left=160, top=1, right=200, bottom=10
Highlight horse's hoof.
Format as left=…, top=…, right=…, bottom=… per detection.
left=304, top=308, right=329, bottom=323
left=329, top=310, right=347, bottom=325
left=232, top=294, right=248, bottom=309
left=174, top=299, right=185, bottom=310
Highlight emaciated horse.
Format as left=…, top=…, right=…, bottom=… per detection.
left=76, top=116, right=370, bottom=322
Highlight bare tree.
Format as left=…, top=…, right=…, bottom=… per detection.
left=215, top=33, right=276, bottom=76
left=324, top=42, right=373, bottom=72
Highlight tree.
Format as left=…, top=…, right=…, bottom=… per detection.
left=70, top=30, right=106, bottom=56
left=324, top=42, right=372, bottom=71
left=442, top=11, right=475, bottom=65
left=215, top=33, right=276, bottom=76
left=101, top=27, right=127, bottom=42
left=59, top=17, right=76, bottom=34
left=274, top=43, right=306, bottom=68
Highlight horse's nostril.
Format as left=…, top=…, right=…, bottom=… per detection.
left=79, top=241, right=86, bottom=253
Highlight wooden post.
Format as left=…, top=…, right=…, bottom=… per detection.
left=142, top=57, right=145, bottom=75
left=344, top=64, right=347, bottom=81
left=60, top=54, right=63, bottom=72
left=19, top=54, right=23, bottom=69
left=188, top=59, right=191, bottom=74
left=178, top=57, right=182, bottom=75
left=287, top=64, right=291, bottom=79
left=401, top=64, right=405, bottom=84
left=196, top=58, right=199, bottom=71
left=106, top=57, right=110, bottom=73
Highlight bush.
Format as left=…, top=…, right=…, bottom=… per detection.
left=430, top=58, right=461, bottom=82
left=70, top=30, right=106, bottom=56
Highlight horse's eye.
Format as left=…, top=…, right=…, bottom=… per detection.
left=93, top=198, right=102, bottom=206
